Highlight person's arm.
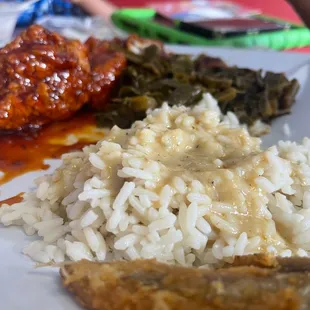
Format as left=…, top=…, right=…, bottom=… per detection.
left=71, top=0, right=117, bottom=19
left=287, top=0, right=310, bottom=28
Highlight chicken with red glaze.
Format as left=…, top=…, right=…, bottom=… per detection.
left=0, top=25, right=91, bottom=130
left=85, top=37, right=127, bottom=110
left=0, top=25, right=165, bottom=131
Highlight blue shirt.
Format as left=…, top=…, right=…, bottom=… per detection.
left=11, top=0, right=89, bottom=26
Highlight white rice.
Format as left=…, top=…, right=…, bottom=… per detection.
left=1, top=93, right=310, bottom=267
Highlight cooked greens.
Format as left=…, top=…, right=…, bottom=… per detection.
left=96, top=45, right=299, bottom=129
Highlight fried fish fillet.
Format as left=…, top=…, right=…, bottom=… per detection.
left=60, top=255, right=310, bottom=310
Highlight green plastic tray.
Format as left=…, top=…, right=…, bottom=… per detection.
left=112, top=8, right=310, bottom=50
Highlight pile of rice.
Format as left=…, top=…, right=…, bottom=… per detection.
left=1, top=93, right=310, bottom=267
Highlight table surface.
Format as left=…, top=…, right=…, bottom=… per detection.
left=111, top=0, right=310, bottom=53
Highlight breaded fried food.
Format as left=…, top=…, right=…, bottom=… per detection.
left=60, top=256, right=310, bottom=310
left=0, top=25, right=91, bottom=130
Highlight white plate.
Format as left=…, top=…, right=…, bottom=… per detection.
left=0, top=46, right=310, bottom=309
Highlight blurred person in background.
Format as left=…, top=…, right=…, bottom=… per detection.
left=16, top=0, right=117, bottom=26
left=70, top=0, right=116, bottom=19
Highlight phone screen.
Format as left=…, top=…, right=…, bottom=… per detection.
left=179, top=18, right=292, bottom=38
left=197, top=18, right=288, bottom=32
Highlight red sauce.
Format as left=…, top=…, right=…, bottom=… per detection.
left=0, top=192, right=24, bottom=206
left=0, top=112, right=104, bottom=185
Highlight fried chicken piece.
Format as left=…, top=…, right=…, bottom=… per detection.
left=85, top=37, right=127, bottom=109
left=0, top=25, right=91, bottom=130
left=60, top=257, right=310, bottom=310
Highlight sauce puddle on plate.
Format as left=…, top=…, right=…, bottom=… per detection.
left=0, top=112, right=105, bottom=185
left=0, top=192, right=24, bottom=206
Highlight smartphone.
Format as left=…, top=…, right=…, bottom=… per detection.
left=179, top=17, right=292, bottom=39
left=154, top=12, right=177, bottom=28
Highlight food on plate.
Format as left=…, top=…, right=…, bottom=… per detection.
left=226, top=253, right=310, bottom=270
left=0, top=25, right=90, bottom=130
left=85, top=37, right=127, bottom=109
left=0, top=27, right=165, bottom=131
left=0, top=27, right=143, bottom=131
left=126, top=34, right=164, bottom=55
left=0, top=112, right=105, bottom=185
left=61, top=256, right=310, bottom=310
left=96, top=43, right=299, bottom=131
left=0, top=34, right=159, bottom=184
left=0, top=25, right=299, bottom=132
left=85, top=35, right=163, bottom=110
left=1, top=95, right=310, bottom=265
left=0, top=193, right=24, bottom=205
left=0, top=24, right=308, bottom=310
